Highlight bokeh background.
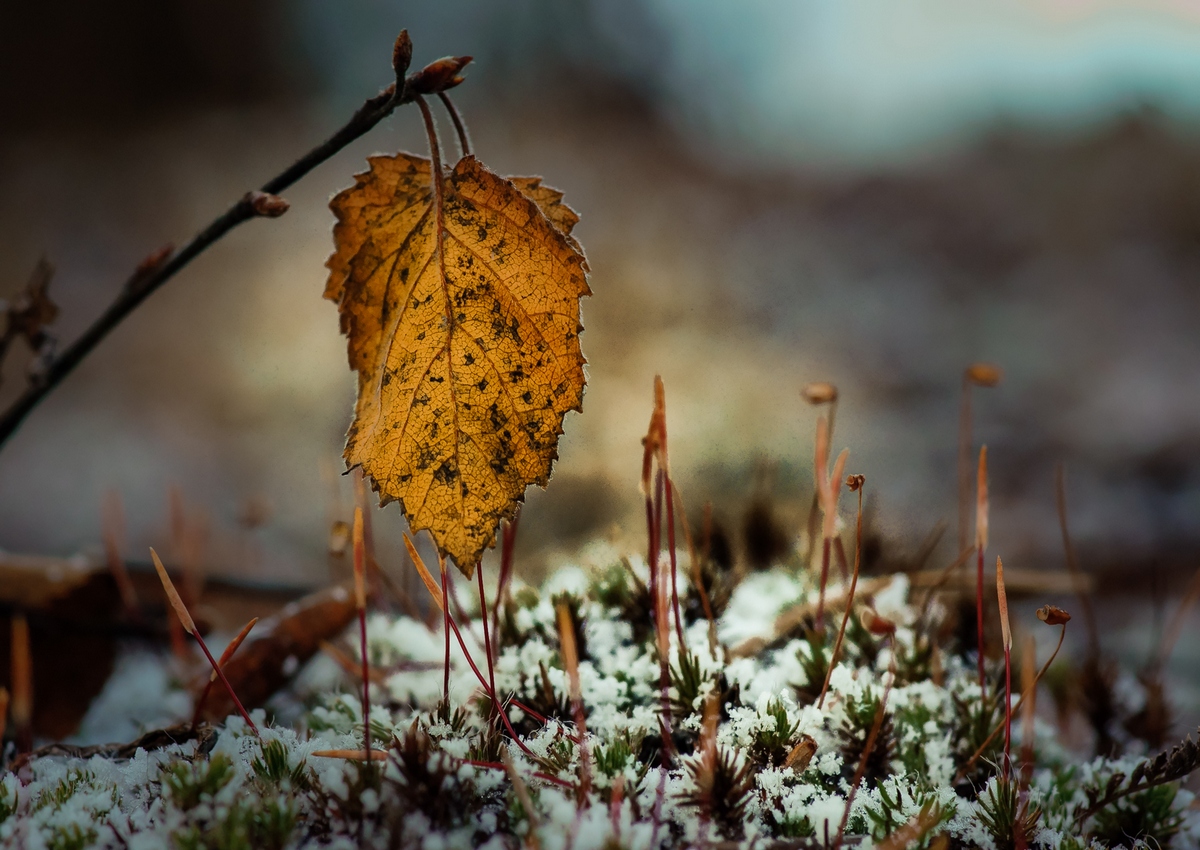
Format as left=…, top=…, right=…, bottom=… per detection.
left=2, top=1, right=1199, bottom=669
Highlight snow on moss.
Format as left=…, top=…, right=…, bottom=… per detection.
left=2, top=553, right=1196, bottom=848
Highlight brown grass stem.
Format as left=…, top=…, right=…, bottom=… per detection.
left=818, top=476, right=865, bottom=709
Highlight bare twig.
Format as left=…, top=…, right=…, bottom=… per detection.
left=0, top=30, right=471, bottom=451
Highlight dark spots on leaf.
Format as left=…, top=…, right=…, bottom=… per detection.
left=463, top=352, right=475, bottom=366
left=521, top=391, right=532, bottom=404
left=430, top=375, right=444, bottom=384
left=416, top=447, right=437, bottom=471
left=477, top=379, right=489, bottom=392
left=416, top=331, right=425, bottom=341
left=413, top=393, right=430, bottom=406
left=488, top=403, right=508, bottom=432
left=434, top=461, right=459, bottom=485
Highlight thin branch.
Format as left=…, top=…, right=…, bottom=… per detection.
left=0, top=31, right=470, bottom=452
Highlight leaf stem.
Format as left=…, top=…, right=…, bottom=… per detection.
left=438, top=92, right=472, bottom=158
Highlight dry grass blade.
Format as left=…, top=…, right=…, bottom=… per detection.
left=818, top=475, right=865, bottom=708
left=556, top=601, right=591, bottom=796
left=150, top=547, right=196, bottom=636
left=311, top=749, right=389, bottom=762
left=996, top=555, right=1013, bottom=771
left=404, top=532, right=445, bottom=613
left=210, top=618, right=259, bottom=682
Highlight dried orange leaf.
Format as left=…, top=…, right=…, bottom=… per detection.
left=326, top=154, right=589, bottom=577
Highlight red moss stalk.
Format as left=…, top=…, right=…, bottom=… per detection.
left=192, top=616, right=258, bottom=728
left=151, top=548, right=258, bottom=735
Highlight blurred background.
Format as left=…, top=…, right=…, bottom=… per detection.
left=2, top=0, right=1200, bottom=705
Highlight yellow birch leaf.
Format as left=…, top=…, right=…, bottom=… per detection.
left=326, top=153, right=590, bottom=577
